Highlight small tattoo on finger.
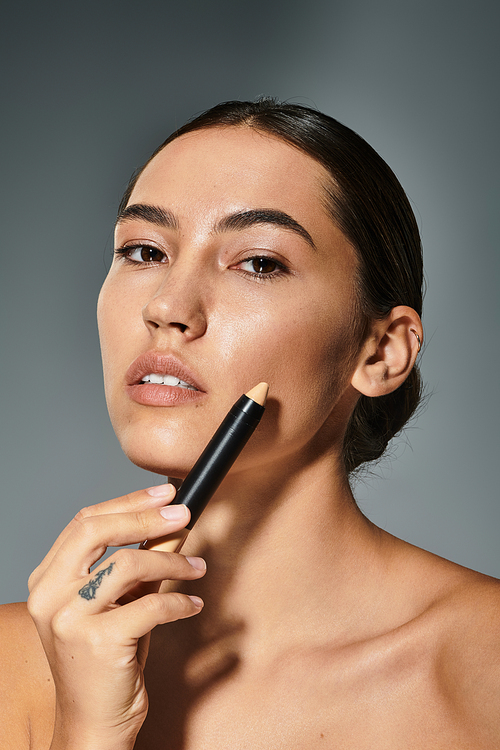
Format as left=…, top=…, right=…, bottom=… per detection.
left=79, top=562, right=115, bottom=601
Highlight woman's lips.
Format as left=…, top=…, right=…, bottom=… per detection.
left=125, top=352, right=207, bottom=406
left=126, top=383, right=206, bottom=406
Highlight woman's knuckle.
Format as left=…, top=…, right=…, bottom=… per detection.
left=73, top=505, right=93, bottom=523
left=74, top=514, right=99, bottom=540
left=112, top=547, right=137, bottom=574
left=51, top=605, right=77, bottom=639
left=156, top=550, right=176, bottom=566
left=27, top=566, right=42, bottom=594
left=133, top=510, right=151, bottom=536
left=123, top=491, right=139, bottom=509
left=169, top=591, right=190, bottom=611
left=141, top=593, right=164, bottom=615
left=27, top=588, right=46, bottom=620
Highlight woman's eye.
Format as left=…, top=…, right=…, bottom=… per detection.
left=115, top=245, right=166, bottom=264
left=238, top=256, right=284, bottom=276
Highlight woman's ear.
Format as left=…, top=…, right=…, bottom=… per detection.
left=351, top=306, right=422, bottom=397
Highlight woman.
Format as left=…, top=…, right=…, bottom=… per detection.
left=1, top=99, right=498, bottom=749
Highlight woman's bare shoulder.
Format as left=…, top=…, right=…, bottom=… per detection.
left=0, top=602, right=54, bottom=748
left=376, top=535, right=499, bottom=733
left=417, top=549, right=500, bottom=638
left=424, top=558, right=500, bottom=742
left=443, top=566, right=500, bottom=662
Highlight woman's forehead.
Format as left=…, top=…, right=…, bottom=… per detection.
left=132, top=127, right=328, bottom=200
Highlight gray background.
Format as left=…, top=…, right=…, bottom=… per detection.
left=1, top=0, right=498, bottom=605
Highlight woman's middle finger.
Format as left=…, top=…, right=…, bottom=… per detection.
left=41, top=502, right=192, bottom=584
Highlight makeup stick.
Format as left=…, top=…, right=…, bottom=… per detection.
left=144, top=382, right=269, bottom=553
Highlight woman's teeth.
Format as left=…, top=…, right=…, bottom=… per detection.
left=140, top=373, right=197, bottom=390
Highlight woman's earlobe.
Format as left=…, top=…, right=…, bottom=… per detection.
left=351, top=306, right=422, bottom=398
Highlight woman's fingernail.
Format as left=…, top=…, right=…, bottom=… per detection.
left=186, top=556, right=206, bottom=571
left=147, top=483, right=175, bottom=498
left=188, top=595, right=204, bottom=608
left=160, top=504, right=189, bottom=520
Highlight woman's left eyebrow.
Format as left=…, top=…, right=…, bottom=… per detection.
left=214, top=209, right=317, bottom=250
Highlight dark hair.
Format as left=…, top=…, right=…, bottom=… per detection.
left=119, top=98, right=423, bottom=474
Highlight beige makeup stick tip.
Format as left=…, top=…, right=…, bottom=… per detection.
left=245, top=382, right=269, bottom=407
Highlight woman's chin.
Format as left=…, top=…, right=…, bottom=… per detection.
left=111, top=412, right=211, bottom=478
left=117, top=435, right=196, bottom=479
left=125, top=450, right=191, bottom=478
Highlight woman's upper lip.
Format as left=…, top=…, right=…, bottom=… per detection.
left=125, top=352, right=206, bottom=392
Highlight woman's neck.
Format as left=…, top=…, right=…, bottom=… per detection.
left=167, top=451, right=389, bottom=658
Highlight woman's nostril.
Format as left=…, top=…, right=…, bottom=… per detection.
left=171, top=322, right=188, bottom=334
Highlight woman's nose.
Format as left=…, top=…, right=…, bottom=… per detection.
left=142, top=264, right=208, bottom=341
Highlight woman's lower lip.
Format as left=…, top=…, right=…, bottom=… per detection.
left=126, top=383, right=206, bottom=406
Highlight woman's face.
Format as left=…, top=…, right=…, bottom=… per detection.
left=98, top=126, right=361, bottom=477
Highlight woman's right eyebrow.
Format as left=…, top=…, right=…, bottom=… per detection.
left=116, top=204, right=179, bottom=230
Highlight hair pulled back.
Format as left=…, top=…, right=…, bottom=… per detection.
left=119, top=98, right=423, bottom=474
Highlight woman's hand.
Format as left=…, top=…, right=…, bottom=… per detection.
left=27, top=484, right=206, bottom=750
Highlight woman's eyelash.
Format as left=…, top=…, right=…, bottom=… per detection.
left=237, top=256, right=289, bottom=279
left=114, top=245, right=166, bottom=264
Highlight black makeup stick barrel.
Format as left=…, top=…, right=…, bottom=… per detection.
left=144, top=382, right=268, bottom=553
